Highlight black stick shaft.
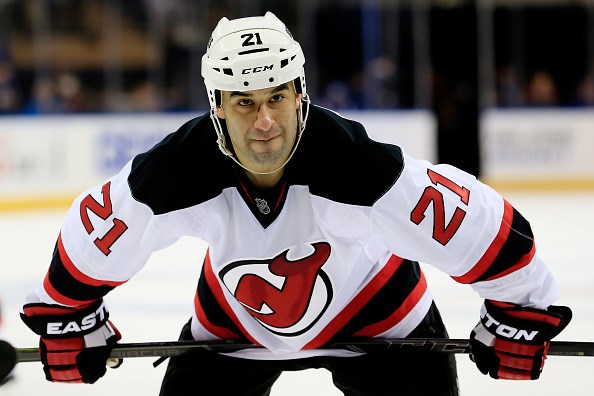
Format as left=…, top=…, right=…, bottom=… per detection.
left=15, top=338, right=594, bottom=363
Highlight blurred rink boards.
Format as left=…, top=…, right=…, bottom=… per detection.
left=2, top=108, right=594, bottom=212
left=0, top=110, right=436, bottom=211
left=1, top=110, right=593, bottom=395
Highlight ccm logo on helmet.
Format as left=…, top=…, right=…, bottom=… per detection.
left=46, top=302, right=109, bottom=335
left=242, top=65, right=274, bottom=74
left=483, top=312, right=539, bottom=341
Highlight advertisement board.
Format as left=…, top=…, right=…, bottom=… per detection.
left=0, top=110, right=436, bottom=210
left=480, top=109, right=594, bottom=189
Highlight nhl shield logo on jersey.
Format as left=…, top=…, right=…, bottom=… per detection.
left=219, top=242, right=333, bottom=336
left=254, top=198, right=271, bottom=214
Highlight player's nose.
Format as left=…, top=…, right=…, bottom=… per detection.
left=254, top=105, right=274, bottom=131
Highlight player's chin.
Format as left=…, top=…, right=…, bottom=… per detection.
left=249, top=148, right=287, bottom=168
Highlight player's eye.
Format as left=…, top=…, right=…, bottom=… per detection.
left=270, top=94, right=284, bottom=102
left=237, top=99, right=253, bottom=106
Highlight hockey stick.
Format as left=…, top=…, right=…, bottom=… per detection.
left=15, top=338, right=594, bottom=363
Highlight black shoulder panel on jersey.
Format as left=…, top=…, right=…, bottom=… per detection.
left=129, top=107, right=404, bottom=213
left=290, top=106, right=404, bottom=207
left=128, top=114, right=236, bottom=215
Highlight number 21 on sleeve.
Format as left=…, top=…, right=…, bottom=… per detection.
left=79, top=182, right=129, bottom=256
left=410, top=169, right=470, bottom=246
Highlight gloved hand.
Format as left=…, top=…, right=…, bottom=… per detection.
left=21, top=299, right=122, bottom=383
left=470, top=299, right=571, bottom=380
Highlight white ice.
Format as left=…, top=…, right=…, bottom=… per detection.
left=0, top=191, right=593, bottom=395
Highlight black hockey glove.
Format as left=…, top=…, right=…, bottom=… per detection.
left=21, top=299, right=122, bottom=384
left=469, top=299, right=571, bottom=380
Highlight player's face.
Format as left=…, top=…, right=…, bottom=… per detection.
left=217, top=83, right=301, bottom=174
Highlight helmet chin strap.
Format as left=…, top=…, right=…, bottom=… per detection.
left=211, top=94, right=310, bottom=176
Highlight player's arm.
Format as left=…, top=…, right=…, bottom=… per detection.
left=373, top=152, right=556, bottom=303
left=20, top=161, right=180, bottom=383
left=372, top=152, right=571, bottom=379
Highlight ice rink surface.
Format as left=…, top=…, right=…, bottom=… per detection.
left=1, top=191, right=592, bottom=395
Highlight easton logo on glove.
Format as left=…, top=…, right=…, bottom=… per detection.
left=46, top=301, right=109, bottom=335
left=478, top=300, right=566, bottom=344
left=21, top=299, right=110, bottom=339
left=481, top=311, right=540, bottom=342
left=21, top=299, right=122, bottom=384
left=470, top=299, right=572, bottom=380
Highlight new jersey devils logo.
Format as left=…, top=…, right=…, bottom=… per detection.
left=219, top=242, right=333, bottom=336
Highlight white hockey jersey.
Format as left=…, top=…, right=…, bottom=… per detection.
left=23, top=105, right=560, bottom=359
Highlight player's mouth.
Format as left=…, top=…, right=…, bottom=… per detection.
left=252, top=133, right=281, bottom=143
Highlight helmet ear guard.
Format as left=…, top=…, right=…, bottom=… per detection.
left=201, top=12, right=310, bottom=168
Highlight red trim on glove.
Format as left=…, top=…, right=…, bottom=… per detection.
left=493, top=338, right=544, bottom=356
left=23, top=304, right=80, bottom=317
left=48, top=367, right=83, bottom=382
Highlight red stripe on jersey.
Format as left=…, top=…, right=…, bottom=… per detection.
left=203, top=251, right=260, bottom=345
left=483, top=242, right=535, bottom=282
left=43, top=234, right=126, bottom=306
left=56, top=234, right=126, bottom=288
left=237, top=179, right=253, bottom=201
left=43, top=274, right=95, bottom=307
left=193, top=293, right=241, bottom=339
left=352, top=270, right=428, bottom=337
left=451, top=199, right=515, bottom=284
left=274, top=179, right=288, bottom=211
left=303, top=255, right=404, bottom=350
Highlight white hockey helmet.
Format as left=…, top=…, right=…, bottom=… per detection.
left=201, top=12, right=310, bottom=168
left=202, top=12, right=307, bottom=102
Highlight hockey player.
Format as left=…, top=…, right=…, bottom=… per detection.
left=20, top=12, right=571, bottom=396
